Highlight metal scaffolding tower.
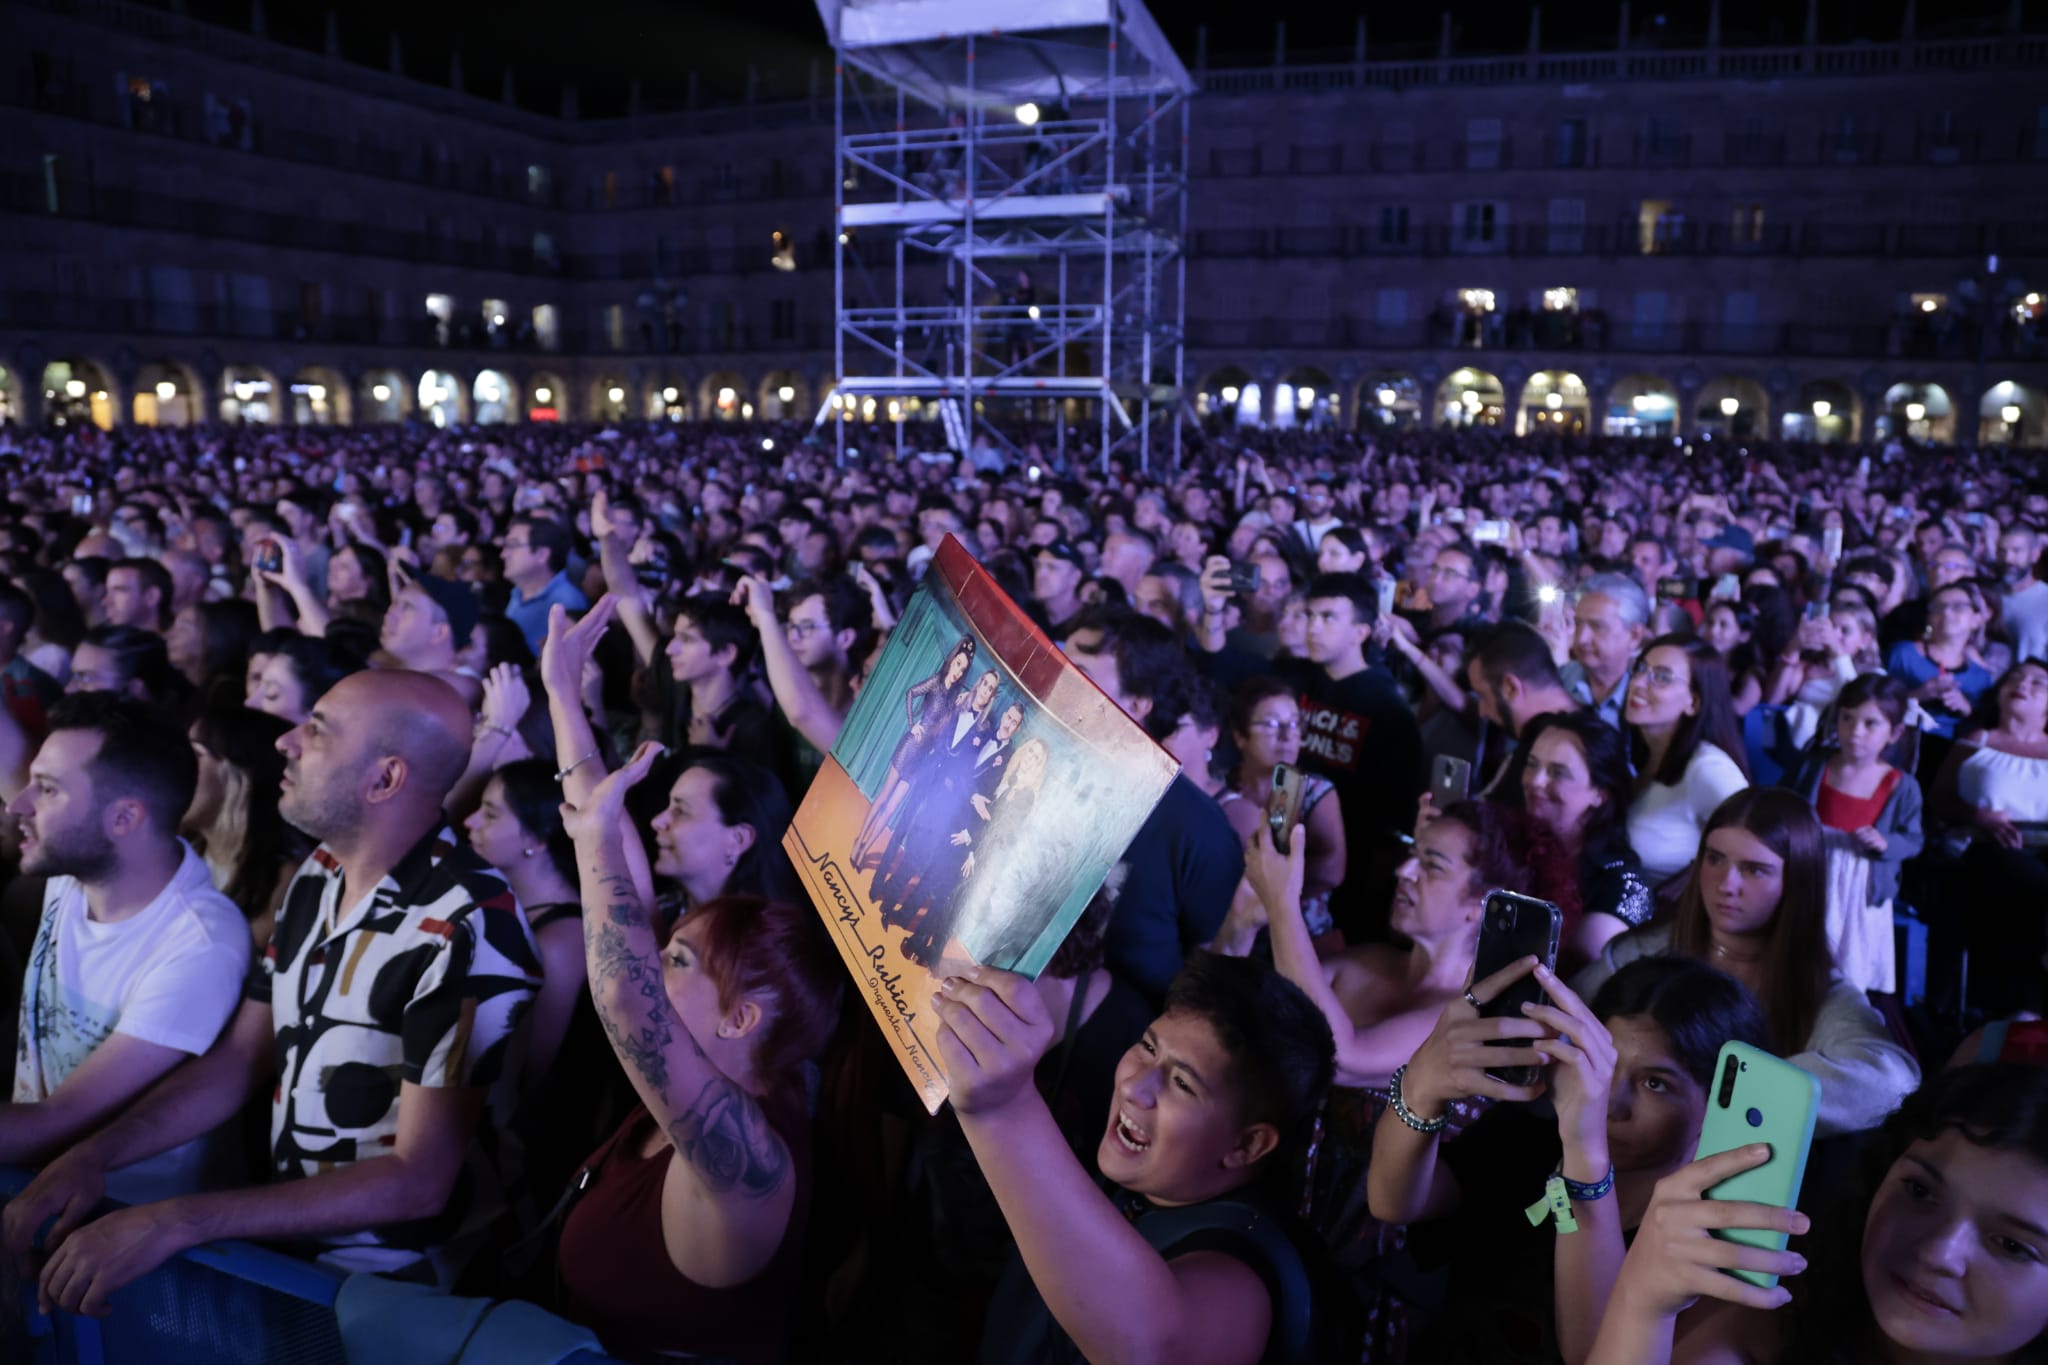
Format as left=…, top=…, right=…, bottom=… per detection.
left=812, top=0, right=1194, bottom=472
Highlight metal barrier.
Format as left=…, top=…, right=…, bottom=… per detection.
left=0, top=1168, right=619, bottom=1365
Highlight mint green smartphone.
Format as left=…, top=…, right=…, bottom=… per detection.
left=1693, top=1041, right=1819, bottom=1289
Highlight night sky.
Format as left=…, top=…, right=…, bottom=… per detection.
left=167, top=0, right=2022, bottom=117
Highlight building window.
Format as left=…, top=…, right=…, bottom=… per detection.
left=603, top=304, right=626, bottom=351
left=1463, top=117, right=1502, bottom=170
left=1638, top=199, right=1681, bottom=254
left=654, top=166, right=676, bottom=204
left=1455, top=202, right=1500, bottom=248
left=1376, top=288, right=1407, bottom=325
left=533, top=304, right=560, bottom=351
left=1553, top=117, right=1587, bottom=168
left=527, top=164, right=551, bottom=201
left=1378, top=205, right=1410, bottom=246
left=1643, top=117, right=1688, bottom=166
left=711, top=162, right=737, bottom=194
left=601, top=171, right=618, bottom=209
left=533, top=231, right=559, bottom=269
left=42, top=153, right=60, bottom=214
left=770, top=299, right=797, bottom=340
left=1547, top=197, right=1586, bottom=252
left=1730, top=202, right=1765, bottom=244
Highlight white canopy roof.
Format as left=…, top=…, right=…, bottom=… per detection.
left=814, top=0, right=1195, bottom=103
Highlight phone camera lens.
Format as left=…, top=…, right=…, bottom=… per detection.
left=1745, top=1107, right=1764, bottom=1128
left=1718, top=1056, right=1740, bottom=1108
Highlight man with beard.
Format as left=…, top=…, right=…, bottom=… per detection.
left=5, top=671, right=542, bottom=1310
left=0, top=694, right=247, bottom=1201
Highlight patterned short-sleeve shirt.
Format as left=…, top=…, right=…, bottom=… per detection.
left=247, top=822, right=541, bottom=1280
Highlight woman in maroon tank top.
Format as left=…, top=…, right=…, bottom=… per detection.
left=557, top=740, right=843, bottom=1365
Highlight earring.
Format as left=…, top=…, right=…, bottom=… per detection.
left=716, top=1022, right=736, bottom=1039
left=522, top=847, right=535, bottom=858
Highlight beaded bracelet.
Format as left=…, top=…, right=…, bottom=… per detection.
left=1386, top=1063, right=1448, bottom=1134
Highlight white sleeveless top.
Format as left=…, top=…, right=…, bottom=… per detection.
left=1956, top=746, right=2048, bottom=822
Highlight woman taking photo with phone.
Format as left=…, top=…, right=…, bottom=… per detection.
left=1217, top=678, right=1347, bottom=950
left=1588, top=1063, right=2048, bottom=1365
left=1577, top=788, right=1918, bottom=1136
left=1366, top=955, right=1770, bottom=1365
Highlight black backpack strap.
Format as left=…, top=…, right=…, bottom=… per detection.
left=1134, top=1199, right=1315, bottom=1365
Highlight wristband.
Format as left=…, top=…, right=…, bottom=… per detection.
left=1386, top=1063, right=1448, bottom=1134
left=555, top=749, right=599, bottom=782
left=1561, top=1163, right=1616, bottom=1203
left=476, top=724, right=514, bottom=742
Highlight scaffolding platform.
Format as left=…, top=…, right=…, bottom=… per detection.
left=812, top=0, right=1194, bottom=470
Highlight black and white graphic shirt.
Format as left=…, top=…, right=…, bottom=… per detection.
left=247, top=822, right=542, bottom=1281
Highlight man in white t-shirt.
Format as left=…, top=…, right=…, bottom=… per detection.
left=0, top=693, right=249, bottom=1203
left=1998, top=523, right=2047, bottom=664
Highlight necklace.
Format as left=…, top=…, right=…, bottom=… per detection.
left=1710, top=939, right=1763, bottom=965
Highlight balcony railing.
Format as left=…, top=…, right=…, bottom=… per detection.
left=1186, top=219, right=2043, bottom=262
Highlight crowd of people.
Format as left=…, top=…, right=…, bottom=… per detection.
left=0, top=411, right=2044, bottom=1365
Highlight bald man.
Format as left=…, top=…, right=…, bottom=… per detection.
left=7, top=670, right=543, bottom=1305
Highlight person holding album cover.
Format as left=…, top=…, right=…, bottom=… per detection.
left=851, top=634, right=978, bottom=868
left=939, top=953, right=1343, bottom=1365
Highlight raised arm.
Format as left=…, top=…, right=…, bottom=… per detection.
left=540, top=596, right=654, bottom=911
left=732, top=574, right=845, bottom=754
left=1244, top=828, right=1417, bottom=1087
left=562, top=745, right=795, bottom=1284
left=591, top=492, right=660, bottom=665
left=940, top=969, right=1273, bottom=1365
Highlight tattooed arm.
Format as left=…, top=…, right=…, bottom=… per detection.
left=567, top=744, right=796, bottom=1288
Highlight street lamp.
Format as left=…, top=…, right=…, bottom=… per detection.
left=607, top=386, right=624, bottom=403
left=65, top=379, right=86, bottom=399
left=1377, top=387, right=1399, bottom=407
left=1719, top=396, right=1740, bottom=417
left=155, top=381, right=176, bottom=401
left=1812, top=399, right=1832, bottom=419
left=778, top=385, right=796, bottom=402
left=663, top=386, right=679, bottom=402
left=1545, top=391, right=1564, bottom=410
left=1220, top=385, right=1240, bottom=404
left=2002, top=404, right=2023, bottom=425
left=1904, top=402, right=1926, bottom=422
left=534, top=386, right=551, bottom=404
left=372, top=384, right=392, bottom=402
left=1015, top=102, right=1040, bottom=126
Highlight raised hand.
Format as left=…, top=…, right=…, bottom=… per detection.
left=479, top=662, right=532, bottom=735
left=1608, top=1145, right=1809, bottom=1319
left=1523, top=963, right=1617, bottom=1158
left=539, top=595, right=618, bottom=702
left=560, top=740, right=663, bottom=846
left=935, top=967, right=1057, bottom=1115
left=1400, top=956, right=1551, bottom=1115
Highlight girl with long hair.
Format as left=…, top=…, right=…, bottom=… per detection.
left=1590, top=1064, right=2048, bottom=1365
left=1624, top=632, right=1752, bottom=886
left=1578, top=788, right=1918, bottom=1135
left=1515, top=709, right=1655, bottom=968
left=183, top=695, right=308, bottom=950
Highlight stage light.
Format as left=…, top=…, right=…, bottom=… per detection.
left=1812, top=400, right=1832, bottom=418
left=1027, top=305, right=1040, bottom=320
left=608, top=386, right=624, bottom=403
left=2003, top=404, right=2023, bottom=424
left=1719, top=396, right=1739, bottom=417
left=1905, top=402, right=1926, bottom=422
left=155, top=381, right=175, bottom=401
left=1016, top=102, right=1040, bottom=126
left=373, top=384, right=392, bottom=402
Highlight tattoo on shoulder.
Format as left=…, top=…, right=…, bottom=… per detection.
left=671, top=1076, right=789, bottom=1200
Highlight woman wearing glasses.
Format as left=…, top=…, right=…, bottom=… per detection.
left=1886, top=579, right=1997, bottom=740
left=1624, top=633, right=1752, bottom=887
left=1213, top=677, right=1347, bottom=953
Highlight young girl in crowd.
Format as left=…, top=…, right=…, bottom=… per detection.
left=1579, top=788, right=1919, bottom=1135
left=1217, top=677, right=1347, bottom=952
left=1590, top=1063, right=2048, bottom=1365
left=1701, top=598, right=1765, bottom=716
left=1369, top=955, right=1770, bottom=1365
left=1783, top=674, right=1925, bottom=993
left=1625, top=633, right=1752, bottom=886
